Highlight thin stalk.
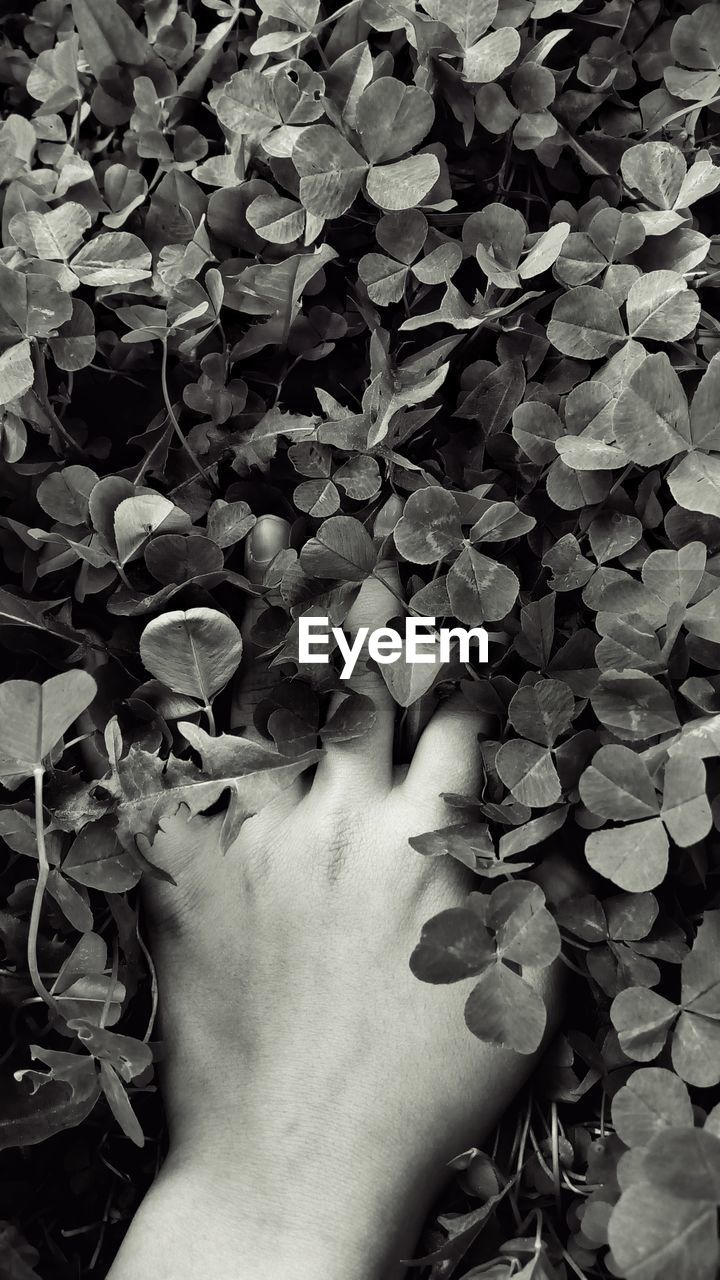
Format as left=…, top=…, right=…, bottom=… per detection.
left=313, top=32, right=330, bottom=69
left=160, top=339, right=217, bottom=491
left=30, top=341, right=82, bottom=455
left=28, top=768, right=58, bottom=1012
left=314, top=0, right=361, bottom=31
left=136, top=921, right=158, bottom=1044
left=550, top=1101, right=561, bottom=1212
left=114, top=561, right=134, bottom=591
left=100, top=937, right=119, bottom=1030
left=204, top=701, right=216, bottom=735
left=642, top=94, right=720, bottom=139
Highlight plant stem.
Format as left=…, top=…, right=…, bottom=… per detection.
left=204, top=702, right=216, bottom=735
left=30, top=340, right=82, bottom=456
left=28, top=768, right=58, bottom=1012
left=100, top=937, right=119, bottom=1030
left=136, top=921, right=159, bottom=1044
left=115, top=561, right=134, bottom=591
left=550, top=1101, right=561, bottom=1212
left=160, top=339, right=217, bottom=492
left=314, top=0, right=361, bottom=31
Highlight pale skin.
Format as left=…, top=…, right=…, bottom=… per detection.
left=107, top=515, right=573, bottom=1280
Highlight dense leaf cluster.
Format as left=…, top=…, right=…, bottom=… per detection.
left=2, top=0, right=720, bottom=1276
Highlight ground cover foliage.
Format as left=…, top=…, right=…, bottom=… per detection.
left=1, top=0, right=720, bottom=1275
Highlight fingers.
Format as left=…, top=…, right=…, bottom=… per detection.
left=400, top=693, right=488, bottom=817
left=231, top=516, right=291, bottom=733
left=242, top=514, right=291, bottom=641
left=312, top=568, right=400, bottom=797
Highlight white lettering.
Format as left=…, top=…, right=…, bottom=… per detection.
left=406, top=617, right=438, bottom=664
left=439, top=626, right=489, bottom=663
left=335, top=625, right=369, bottom=679
left=368, top=627, right=402, bottom=664
left=297, top=616, right=490, bottom=676
left=298, top=616, right=329, bottom=664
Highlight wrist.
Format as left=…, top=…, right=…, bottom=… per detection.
left=154, top=1027, right=440, bottom=1274
left=109, top=1152, right=416, bottom=1280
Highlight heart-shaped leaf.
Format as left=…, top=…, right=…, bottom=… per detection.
left=0, top=672, right=96, bottom=776
left=580, top=745, right=659, bottom=821
left=294, top=126, right=367, bottom=219
left=495, top=740, right=562, bottom=808
left=300, top=515, right=376, bottom=581
left=611, top=1067, right=693, bottom=1149
left=465, top=963, right=547, bottom=1053
left=609, top=1184, right=717, bottom=1280
left=547, top=286, right=624, bottom=359
left=139, top=608, right=243, bottom=704
left=394, top=489, right=462, bottom=564
left=626, top=271, right=700, bottom=342
left=356, top=79, right=434, bottom=163
left=410, top=907, right=495, bottom=984
left=448, top=546, right=519, bottom=623
left=613, top=353, right=690, bottom=465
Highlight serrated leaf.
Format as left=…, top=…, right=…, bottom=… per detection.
left=422, top=0, right=498, bottom=48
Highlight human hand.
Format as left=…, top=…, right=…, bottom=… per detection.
left=108, top=515, right=569, bottom=1280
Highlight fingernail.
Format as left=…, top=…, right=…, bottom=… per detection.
left=246, top=515, right=290, bottom=567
